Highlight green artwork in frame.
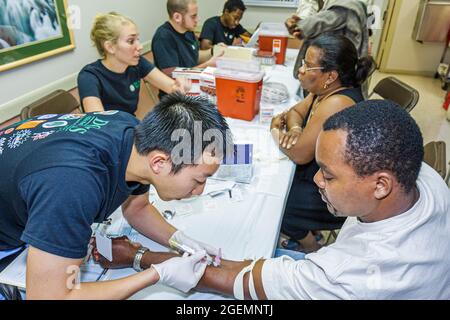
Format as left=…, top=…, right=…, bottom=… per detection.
left=0, top=0, right=75, bottom=72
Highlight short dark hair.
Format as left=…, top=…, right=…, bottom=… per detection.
left=323, top=100, right=424, bottom=193
left=310, top=34, right=374, bottom=87
left=223, top=0, right=246, bottom=13
left=167, top=0, right=195, bottom=17
left=134, top=93, right=233, bottom=174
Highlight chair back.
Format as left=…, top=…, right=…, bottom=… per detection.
left=20, top=90, right=82, bottom=120
left=423, top=141, right=447, bottom=179
left=369, top=76, right=419, bottom=113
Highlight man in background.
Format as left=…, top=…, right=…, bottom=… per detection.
left=286, top=0, right=370, bottom=79
left=199, top=0, right=251, bottom=50
left=152, top=0, right=222, bottom=99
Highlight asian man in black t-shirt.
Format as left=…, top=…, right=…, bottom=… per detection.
left=0, top=93, right=233, bottom=299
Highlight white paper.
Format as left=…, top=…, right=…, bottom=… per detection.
left=230, top=189, right=244, bottom=202
left=95, top=232, right=113, bottom=262
left=203, top=199, right=219, bottom=211
left=202, top=180, right=235, bottom=196
left=176, top=203, right=194, bottom=216
left=0, top=249, right=28, bottom=289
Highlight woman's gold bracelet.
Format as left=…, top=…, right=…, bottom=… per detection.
left=289, top=125, right=302, bottom=132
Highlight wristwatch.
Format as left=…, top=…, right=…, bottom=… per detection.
left=133, top=246, right=149, bottom=272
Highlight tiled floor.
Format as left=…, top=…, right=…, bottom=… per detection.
left=369, top=71, right=450, bottom=175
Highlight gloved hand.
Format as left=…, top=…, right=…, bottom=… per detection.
left=152, top=250, right=207, bottom=293
left=169, top=230, right=220, bottom=256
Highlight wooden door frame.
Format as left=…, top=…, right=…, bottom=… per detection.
left=376, top=0, right=402, bottom=71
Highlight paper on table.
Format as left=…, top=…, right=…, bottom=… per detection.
left=0, top=249, right=28, bottom=289
left=202, top=179, right=235, bottom=196
left=203, top=198, right=219, bottom=211
left=228, top=126, right=287, bottom=162
left=95, top=232, right=113, bottom=262
left=175, top=203, right=194, bottom=217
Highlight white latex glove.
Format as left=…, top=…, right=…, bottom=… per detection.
left=170, top=230, right=219, bottom=256
left=152, top=250, right=207, bottom=293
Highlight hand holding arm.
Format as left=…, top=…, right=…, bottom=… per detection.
left=152, top=250, right=208, bottom=293
left=103, top=237, right=268, bottom=299
left=93, top=237, right=207, bottom=293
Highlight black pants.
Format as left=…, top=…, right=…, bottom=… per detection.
left=0, top=247, right=26, bottom=300
left=281, top=163, right=346, bottom=241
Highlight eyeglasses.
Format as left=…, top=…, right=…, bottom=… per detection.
left=300, top=59, right=324, bottom=72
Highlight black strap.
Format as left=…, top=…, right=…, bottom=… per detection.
left=0, top=284, right=22, bottom=300
left=303, top=96, right=317, bottom=127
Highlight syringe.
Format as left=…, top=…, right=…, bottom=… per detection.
left=168, top=238, right=221, bottom=267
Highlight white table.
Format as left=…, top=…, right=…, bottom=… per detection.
left=107, top=49, right=301, bottom=300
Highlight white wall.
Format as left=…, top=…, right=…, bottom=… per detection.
left=197, top=0, right=293, bottom=29
left=383, top=0, right=444, bottom=74
left=0, top=0, right=168, bottom=119
left=0, top=0, right=294, bottom=120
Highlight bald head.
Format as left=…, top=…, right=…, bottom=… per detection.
left=167, top=0, right=197, bottom=17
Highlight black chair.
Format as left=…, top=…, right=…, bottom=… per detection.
left=423, top=141, right=448, bottom=180
left=20, top=89, right=82, bottom=120
left=0, top=284, right=22, bottom=300
left=369, top=76, right=420, bottom=113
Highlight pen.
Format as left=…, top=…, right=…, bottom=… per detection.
left=96, top=268, right=108, bottom=281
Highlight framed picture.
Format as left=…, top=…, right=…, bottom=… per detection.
left=0, top=0, right=75, bottom=72
left=243, top=0, right=298, bottom=8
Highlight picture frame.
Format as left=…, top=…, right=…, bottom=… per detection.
left=243, top=0, right=299, bottom=8
left=0, top=0, right=75, bottom=72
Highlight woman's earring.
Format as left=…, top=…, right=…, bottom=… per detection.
left=323, top=83, right=328, bottom=89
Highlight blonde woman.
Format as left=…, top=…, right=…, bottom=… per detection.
left=78, top=12, right=190, bottom=115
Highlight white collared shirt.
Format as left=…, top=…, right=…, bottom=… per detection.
left=262, top=163, right=450, bottom=299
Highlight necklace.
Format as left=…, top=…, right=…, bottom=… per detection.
left=310, top=86, right=350, bottom=118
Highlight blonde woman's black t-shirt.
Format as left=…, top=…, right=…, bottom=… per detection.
left=78, top=57, right=154, bottom=115
left=0, top=111, right=149, bottom=259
